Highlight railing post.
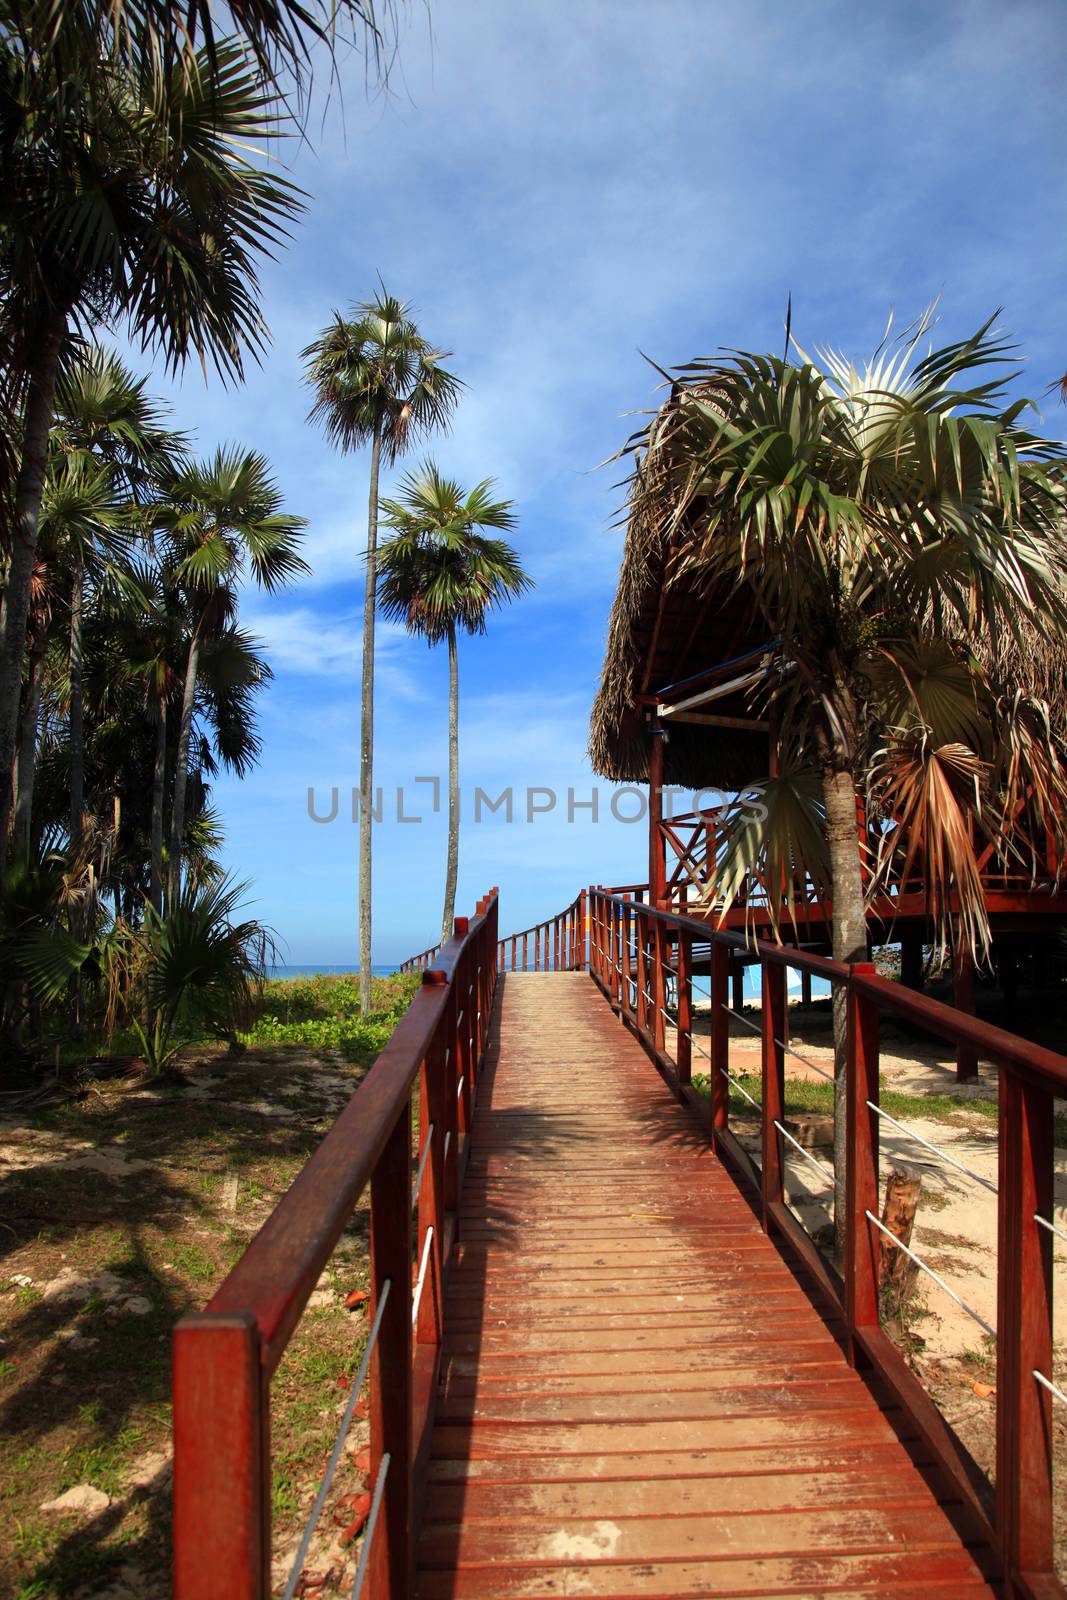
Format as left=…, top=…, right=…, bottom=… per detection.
left=453, top=919, right=472, bottom=1159
left=997, top=1070, right=1055, bottom=1585
left=418, top=977, right=447, bottom=1348
left=635, top=909, right=648, bottom=1035
left=710, top=939, right=730, bottom=1137
left=522, top=930, right=528, bottom=971
left=441, top=977, right=460, bottom=1215
left=845, top=965, right=880, bottom=1360
left=368, top=1108, right=413, bottom=1600
left=676, top=930, right=692, bottom=1085
left=172, top=1312, right=269, bottom=1600
left=607, top=902, right=617, bottom=998
left=651, top=915, right=666, bottom=1055
left=761, top=957, right=787, bottom=1226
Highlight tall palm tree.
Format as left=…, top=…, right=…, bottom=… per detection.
left=49, top=352, right=183, bottom=850
left=0, top=33, right=303, bottom=882
left=621, top=310, right=1067, bottom=1248
left=302, top=293, right=462, bottom=1011
left=378, top=463, right=530, bottom=940
left=153, top=447, right=306, bottom=903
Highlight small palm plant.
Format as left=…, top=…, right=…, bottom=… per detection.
left=302, top=293, right=462, bottom=1010
left=378, top=463, right=531, bottom=939
left=104, top=876, right=274, bottom=1077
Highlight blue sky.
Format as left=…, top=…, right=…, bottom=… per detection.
left=137, top=0, right=1067, bottom=964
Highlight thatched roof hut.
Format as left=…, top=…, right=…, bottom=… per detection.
left=590, top=383, right=1067, bottom=793
left=588, top=399, right=773, bottom=792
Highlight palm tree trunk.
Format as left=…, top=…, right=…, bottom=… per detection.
left=358, top=418, right=382, bottom=1015
left=13, top=628, right=48, bottom=862
left=69, top=561, right=85, bottom=851
left=168, top=633, right=200, bottom=908
left=821, top=760, right=868, bottom=1259
left=150, top=700, right=167, bottom=913
left=442, top=624, right=460, bottom=943
left=0, top=312, right=65, bottom=886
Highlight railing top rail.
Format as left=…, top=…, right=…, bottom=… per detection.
left=207, top=892, right=497, bottom=1374
left=594, top=887, right=1067, bottom=1097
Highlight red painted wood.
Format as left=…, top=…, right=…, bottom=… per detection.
left=635, top=910, right=648, bottom=1035
left=369, top=1108, right=413, bottom=1600
left=172, top=1313, right=267, bottom=1599
left=710, top=938, right=729, bottom=1135
left=845, top=965, right=880, bottom=1345
left=760, top=958, right=787, bottom=1220
left=651, top=916, right=666, bottom=1053
left=676, top=930, right=692, bottom=1085
left=997, top=1072, right=1055, bottom=1584
left=173, top=893, right=499, bottom=1600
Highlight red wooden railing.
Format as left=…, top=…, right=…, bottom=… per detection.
left=172, top=889, right=499, bottom=1600
left=398, top=939, right=443, bottom=973
left=496, top=889, right=586, bottom=972
left=587, top=886, right=1065, bottom=1598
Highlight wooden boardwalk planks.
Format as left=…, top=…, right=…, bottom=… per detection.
left=416, top=972, right=998, bottom=1599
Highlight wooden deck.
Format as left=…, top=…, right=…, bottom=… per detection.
left=417, top=972, right=999, bottom=1599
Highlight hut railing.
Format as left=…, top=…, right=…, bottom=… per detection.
left=172, top=889, right=500, bottom=1600
left=656, top=803, right=1062, bottom=915
left=588, top=885, right=1065, bottom=1598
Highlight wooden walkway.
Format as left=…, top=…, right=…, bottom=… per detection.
left=416, top=973, right=998, bottom=1599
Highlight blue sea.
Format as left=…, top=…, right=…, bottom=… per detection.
left=268, top=963, right=400, bottom=979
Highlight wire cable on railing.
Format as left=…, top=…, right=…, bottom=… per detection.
left=351, top=1451, right=391, bottom=1600
left=774, top=1118, right=834, bottom=1181
left=865, top=1210, right=996, bottom=1338
left=1035, top=1212, right=1067, bottom=1247
left=280, top=1281, right=393, bottom=1600
left=443, top=1130, right=451, bottom=1161
left=723, top=1001, right=837, bottom=1085
left=456, top=1076, right=465, bottom=1101
left=866, top=1102, right=997, bottom=1195
left=1034, top=1369, right=1067, bottom=1408
left=411, top=1125, right=434, bottom=1210
left=411, top=1227, right=434, bottom=1329
left=720, top=1066, right=761, bottom=1110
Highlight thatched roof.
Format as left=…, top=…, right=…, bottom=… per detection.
left=589, top=405, right=771, bottom=791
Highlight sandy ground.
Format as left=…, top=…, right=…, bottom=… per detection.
left=694, top=1003, right=1066, bottom=1365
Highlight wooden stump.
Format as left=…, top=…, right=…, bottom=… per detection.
left=878, top=1167, right=922, bottom=1297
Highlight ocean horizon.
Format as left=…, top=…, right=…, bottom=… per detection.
left=268, top=963, right=400, bottom=979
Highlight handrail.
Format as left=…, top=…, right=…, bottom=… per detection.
left=398, top=939, right=443, bottom=973
left=172, top=888, right=500, bottom=1600
left=587, top=886, right=1065, bottom=1598
left=496, top=890, right=586, bottom=972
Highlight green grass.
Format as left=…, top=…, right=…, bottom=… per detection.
left=693, top=1068, right=1067, bottom=1144
left=238, top=972, right=419, bottom=1063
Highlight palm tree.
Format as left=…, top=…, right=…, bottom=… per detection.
left=378, top=463, right=530, bottom=940
left=50, top=351, right=185, bottom=851
left=153, top=447, right=306, bottom=904
left=0, top=33, right=303, bottom=882
left=621, top=310, right=1067, bottom=1249
left=302, top=293, right=462, bottom=1011
left=3, top=0, right=394, bottom=121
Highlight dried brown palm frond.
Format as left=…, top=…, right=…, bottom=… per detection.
left=870, top=737, right=990, bottom=958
